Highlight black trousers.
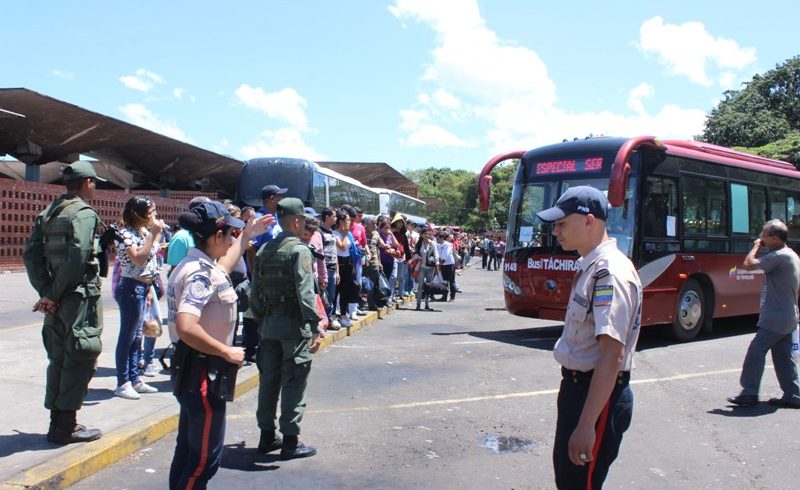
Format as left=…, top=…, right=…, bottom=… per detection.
left=440, top=264, right=457, bottom=299
left=553, top=369, right=633, bottom=490
left=242, top=317, right=259, bottom=359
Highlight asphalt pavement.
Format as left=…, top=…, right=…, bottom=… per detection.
left=0, top=265, right=402, bottom=489
left=68, top=263, right=797, bottom=490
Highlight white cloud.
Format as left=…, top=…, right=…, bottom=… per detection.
left=628, top=82, right=654, bottom=115
left=119, top=103, right=193, bottom=143
left=638, top=16, right=757, bottom=86
left=234, top=84, right=308, bottom=129
left=235, top=84, right=319, bottom=159
left=119, top=69, right=166, bottom=92
left=52, top=69, right=74, bottom=80
left=390, top=1, right=710, bottom=158
left=172, top=88, right=197, bottom=103
left=399, top=109, right=473, bottom=148
left=240, top=128, right=324, bottom=161
left=718, top=71, right=737, bottom=89
left=432, top=89, right=461, bottom=110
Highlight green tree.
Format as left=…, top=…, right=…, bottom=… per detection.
left=404, top=160, right=518, bottom=233
left=701, top=56, right=800, bottom=164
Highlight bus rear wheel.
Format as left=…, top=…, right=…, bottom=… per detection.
left=670, top=279, right=705, bottom=342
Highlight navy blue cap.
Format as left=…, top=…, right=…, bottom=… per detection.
left=195, top=201, right=246, bottom=230
left=261, top=184, right=288, bottom=200
left=537, top=186, right=609, bottom=222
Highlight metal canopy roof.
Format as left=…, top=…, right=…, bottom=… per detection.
left=0, top=88, right=243, bottom=193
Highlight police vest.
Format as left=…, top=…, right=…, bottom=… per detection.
left=258, top=236, right=302, bottom=316
left=39, top=197, right=98, bottom=274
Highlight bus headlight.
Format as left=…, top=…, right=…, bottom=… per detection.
left=503, top=273, right=523, bottom=296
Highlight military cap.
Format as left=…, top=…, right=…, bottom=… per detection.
left=276, top=197, right=305, bottom=217
left=62, top=161, right=106, bottom=182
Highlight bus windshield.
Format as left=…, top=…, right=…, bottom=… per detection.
left=508, top=177, right=637, bottom=257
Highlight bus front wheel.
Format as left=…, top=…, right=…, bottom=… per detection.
left=670, top=279, right=705, bottom=342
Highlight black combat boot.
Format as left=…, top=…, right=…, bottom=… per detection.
left=48, top=410, right=102, bottom=445
left=279, top=435, right=317, bottom=460
left=257, top=430, right=283, bottom=454
left=46, top=409, right=59, bottom=441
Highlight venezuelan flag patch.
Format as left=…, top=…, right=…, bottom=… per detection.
left=593, top=285, right=613, bottom=307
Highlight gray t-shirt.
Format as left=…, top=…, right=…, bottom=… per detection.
left=756, top=246, right=800, bottom=334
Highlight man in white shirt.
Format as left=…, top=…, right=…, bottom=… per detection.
left=436, top=232, right=457, bottom=301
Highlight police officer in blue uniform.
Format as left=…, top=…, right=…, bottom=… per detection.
left=537, top=186, right=643, bottom=490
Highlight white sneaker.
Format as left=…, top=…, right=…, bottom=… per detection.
left=114, top=381, right=141, bottom=400
left=339, top=316, right=353, bottom=328
left=356, top=309, right=368, bottom=316
left=133, top=381, right=158, bottom=394
left=350, top=312, right=360, bottom=321
left=330, top=318, right=342, bottom=329
left=143, top=363, right=158, bottom=377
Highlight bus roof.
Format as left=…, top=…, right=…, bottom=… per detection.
left=520, top=136, right=800, bottom=178
left=372, top=187, right=426, bottom=204
left=245, top=157, right=375, bottom=190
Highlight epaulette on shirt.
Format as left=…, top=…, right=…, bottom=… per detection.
left=593, top=268, right=609, bottom=280
left=196, top=256, right=215, bottom=269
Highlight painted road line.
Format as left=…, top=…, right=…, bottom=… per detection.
left=225, top=365, right=770, bottom=419
left=1, top=307, right=122, bottom=333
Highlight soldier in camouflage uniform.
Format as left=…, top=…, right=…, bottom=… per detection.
left=252, top=197, right=323, bottom=460
left=23, top=161, right=105, bottom=445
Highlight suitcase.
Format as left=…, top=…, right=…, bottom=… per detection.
left=423, top=280, right=450, bottom=301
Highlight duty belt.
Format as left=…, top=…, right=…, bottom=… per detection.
left=561, top=367, right=630, bottom=385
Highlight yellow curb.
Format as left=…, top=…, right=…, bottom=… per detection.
left=2, top=296, right=412, bottom=489
left=3, top=408, right=179, bottom=490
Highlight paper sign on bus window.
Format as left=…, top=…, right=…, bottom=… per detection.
left=519, top=226, right=533, bottom=242
left=666, top=216, right=676, bottom=237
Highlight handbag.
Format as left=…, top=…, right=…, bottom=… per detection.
left=376, top=271, right=392, bottom=301
left=153, top=274, right=165, bottom=299
left=408, top=258, right=420, bottom=279
left=425, top=251, right=437, bottom=268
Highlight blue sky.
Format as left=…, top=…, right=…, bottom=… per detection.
left=2, top=0, right=798, bottom=172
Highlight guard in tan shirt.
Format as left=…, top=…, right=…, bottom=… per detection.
left=537, top=186, right=642, bottom=490
left=166, top=200, right=271, bottom=490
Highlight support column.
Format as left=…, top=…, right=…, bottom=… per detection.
left=24, top=164, right=40, bottom=182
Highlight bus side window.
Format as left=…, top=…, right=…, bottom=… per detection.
left=788, top=192, right=800, bottom=239
left=748, top=186, right=766, bottom=237
left=643, top=176, right=677, bottom=238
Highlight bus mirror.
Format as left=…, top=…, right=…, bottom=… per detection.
left=479, top=175, right=493, bottom=211
left=608, top=161, right=630, bottom=207
left=477, top=150, right=526, bottom=212
left=609, top=136, right=664, bottom=207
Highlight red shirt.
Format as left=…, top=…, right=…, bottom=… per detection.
left=350, top=222, right=367, bottom=247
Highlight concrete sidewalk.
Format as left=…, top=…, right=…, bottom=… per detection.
left=0, top=270, right=411, bottom=489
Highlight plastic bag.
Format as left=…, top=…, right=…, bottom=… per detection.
left=143, top=307, right=162, bottom=338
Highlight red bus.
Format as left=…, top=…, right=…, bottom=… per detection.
left=478, top=136, right=800, bottom=341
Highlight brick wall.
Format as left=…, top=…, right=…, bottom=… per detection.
left=0, top=179, right=218, bottom=271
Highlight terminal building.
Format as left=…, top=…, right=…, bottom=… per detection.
left=0, top=88, right=420, bottom=269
